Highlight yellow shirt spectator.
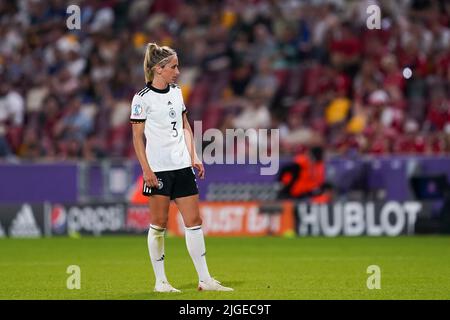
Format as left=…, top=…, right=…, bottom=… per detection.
left=326, top=97, right=351, bottom=124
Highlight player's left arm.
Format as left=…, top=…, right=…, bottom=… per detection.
left=182, top=112, right=205, bottom=179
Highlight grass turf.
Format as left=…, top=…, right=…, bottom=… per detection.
left=0, top=236, right=449, bottom=300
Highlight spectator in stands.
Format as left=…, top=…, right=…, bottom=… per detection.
left=280, top=109, right=316, bottom=154
left=228, top=86, right=271, bottom=130
left=17, top=126, right=43, bottom=159
left=0, top=81, right=24, bottom=156
left=54, top=97, right=93, bottom=143
left=246, top=57, right=279, bottom=102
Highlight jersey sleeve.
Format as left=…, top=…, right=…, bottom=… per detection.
left=130, top=95, right=148, bottom=123
left=180, top=89, right=187, bottom=114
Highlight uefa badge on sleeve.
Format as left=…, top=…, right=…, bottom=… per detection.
left=133, top=104, right=143, bottom=117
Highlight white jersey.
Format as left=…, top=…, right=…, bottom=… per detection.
left=130, top=83, right=191, bottom=172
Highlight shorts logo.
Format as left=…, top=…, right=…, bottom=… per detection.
left=169, top=109, right=176, bottom=118
left=133, top=104, right=143, bottom=116
left=157, top=179, right=164, bottom=190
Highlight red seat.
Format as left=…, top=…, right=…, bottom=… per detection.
left=6, top=126, right=23, bottom=152
left=302, top=65, right=323, bottom=96
left=187, top=81, right=209, bottom=110
left=274, top=69, right=290, bottom=88
left=202, top=105, right=224, bottom=131
left=107, top=124, right=130, bottom=156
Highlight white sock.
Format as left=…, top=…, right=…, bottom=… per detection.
left=147, top=224, right=168, bottom=283
left=185, top=226, right=211, bottom=282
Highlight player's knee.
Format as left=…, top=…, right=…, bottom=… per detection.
left=184, top=216, right=202, bottom=228
left=192, top=216, right=203, bottom=227
left=152, top=218, right=168, bottom=229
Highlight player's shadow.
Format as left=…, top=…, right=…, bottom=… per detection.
left=177, top=280, right=244, bottom=291
left=112, top=281, right=244, bottom=300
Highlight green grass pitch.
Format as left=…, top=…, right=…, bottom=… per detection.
left=0, top=236, right=449, bottom=299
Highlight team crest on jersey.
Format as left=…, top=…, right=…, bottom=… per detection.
left=169, top=109, right=176, bottom=118
left=132, top=104, right=143, bottom=116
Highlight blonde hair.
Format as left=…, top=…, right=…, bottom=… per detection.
left=143, top=43, right=176, bottom=83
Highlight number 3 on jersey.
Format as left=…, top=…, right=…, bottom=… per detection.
left=171, top=121, right=178, bottom=137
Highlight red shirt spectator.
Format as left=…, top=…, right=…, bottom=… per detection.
left=426, top=99, right=450, bottom=131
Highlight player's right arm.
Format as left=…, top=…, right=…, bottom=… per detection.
left=130, top=94, right=158, bottom=188
left=131, top=122, right=158, bottom=188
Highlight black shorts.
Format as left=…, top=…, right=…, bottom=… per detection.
left=142, top=166, right=199, bottom=200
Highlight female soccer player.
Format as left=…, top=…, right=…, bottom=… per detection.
left=130, top=43, right=233, bottom=293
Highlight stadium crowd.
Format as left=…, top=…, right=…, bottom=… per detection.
left=0, top=0, right=449, bottom=160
